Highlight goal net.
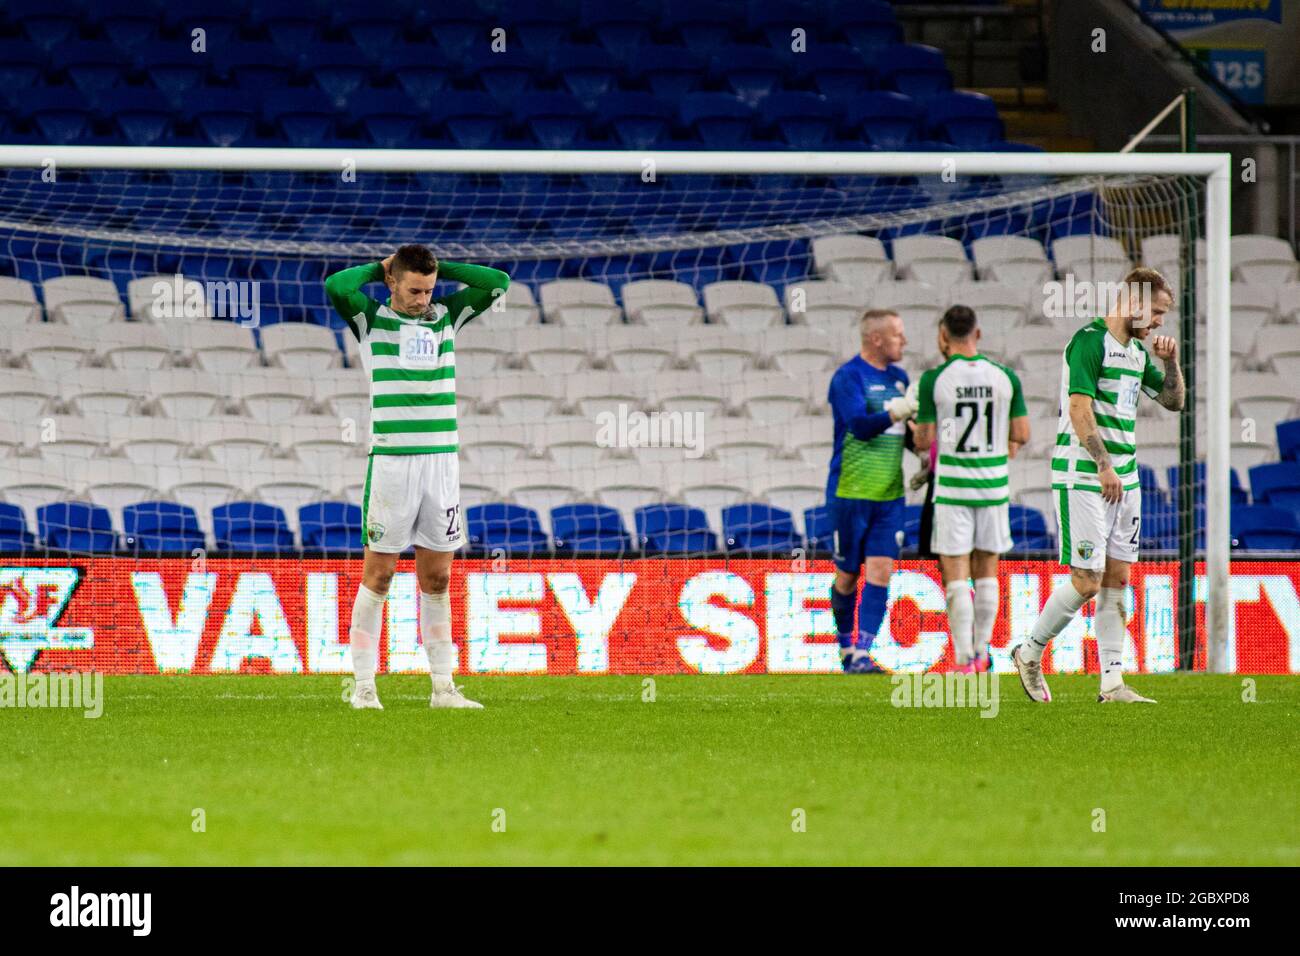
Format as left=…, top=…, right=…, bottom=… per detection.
left=0, top=147, right=1231, bottom=673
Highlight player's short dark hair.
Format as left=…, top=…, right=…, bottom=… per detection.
left=940, top=304, right=978, bottom=340
left=391, top=244, right=438, bottom=277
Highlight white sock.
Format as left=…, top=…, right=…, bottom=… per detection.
left=945, top=580, right=974, bottom=663
left=420, top=589, right=456, bottom=684
left=1021, top=580, right=1088, bottom=663
left=349, top=584, right=386, bottom=683
left=1096, top=586, right=1127, bottom=692
left=972, top=577, right=998, bottom=657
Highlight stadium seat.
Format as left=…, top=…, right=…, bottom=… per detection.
left=876, top=44, right=952, bottom=101
left=1230, top=234, right=1298, bottom=286
left=635, top=503, right=718, bottom=555
left=803, top=504, right=833, bottom=553
left=429, top=93, right=508, bottom=149
left=1231, top=505, right=1300, bottom=551
left=628, top=45, right=708, bottom=99
left=466, top=503, right=550, bottom=555
left=1278, top=419, right=1300, bottom=462
left=710, top=45, right=786, bottom=107
left=678, top=93, right=755, bottom=148
left=540, top=279, right=623, bottom=328
left=596, top=92, right=674, bottom=150
left=37, top=502, right=117, bottom=553
left=621, top=280, right=703, bottom=327
left=42, top=276, right=125, bottom=326
left=793, top=44, right=873, bottom=101
left=1140, top=500, right=1179, bottom=551
left=722, top=503, right=801, bottom=555
left=298, top=501, right=363, bottom=553
left=513, top=91, right=592, bottom=150
left=761, top=92, right=837, bottom=149
left=659, top=0, right=735, bottom=52
left=1248, top=462, right=1300, bottom=510
left=839, top=1, right=903, bottom=52
left=843, top=92, right=921, bottom=149
left=0, top=502, right=37, bottom=553
left=123, top=501, right=206, bottom=555
left=926, top=91, right=1005, bottom=147
left=212, top=502, right=296, bottom=555
left=1008, top=504, right=1055, bottom=552
left=891, top=235, right=973, bottom=287
left=551, top=504, right=634, bottom=555
left=812, top=234, right=893, bottom=289
left=702, top=281, right=784, bottom=331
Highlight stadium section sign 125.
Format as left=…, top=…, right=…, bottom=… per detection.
left=0, top=559, right=1296, bottom=675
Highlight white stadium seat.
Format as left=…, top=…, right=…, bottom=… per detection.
left=61, top=368, right=148, bottom=418
left=1231, top=234, right=1298, bottom=286
left=0, top=277, right=42, bottom=325
left=4, top=455, right=76, bottom=533
left=88, top=321, right=174, bottom=372
left=194, top=417, right=278, bottom=471
left=489, top=282, right=542, bottom=328
left=565, top=370, right=649, bottom=419
left=67, top=459, right=161, bottom=528
left=146, top=369, right=227, bottom=419
left=106, top=417, right=189, bottom=466
left=478, top=371, right=566, bottom=421
left=42, top=276, right=125, bottom=326
left=620, top=279, right=704, bottom=328
left=758, top=326, right=837, bottom=378
left=30, top=415, right=106, bottom=462
left=128, top=274, right=211, bottom=321
left=673, top=325, right=760, bottom=378
left=169, top=321, right=261, bottom=374
left=702, top=280, right=785, bottom=331
left=277, top=417, right=360, bottom=471
left=228, top=368, right=314, bottom=422
left=1050, top=235, right=1131, bottom=276
left=971, top=235, right=1051, bottom=280
left=891, top=235, right=972, bottom=288
left=261, top=322, right=343, bottom=374
left=783, top=278, right=862, bottom=339
left=539, top=279, right=623, bottom=328
left=812, top=234, right=893, bottom=290
left=13, top=325, right=96, bottom=377
left=310, top=367, right=370, bottom=422
left=519, top=326, right=596, bottom=375
left=728, top=371, right=810, bottom=423
left=0, top=369, right=58, bottom=421
left=871, top=280, right=942, bottom=327
left=599, top=325, right=678, bottom=375
left=157, top=461, right=247, bottom=542
left=501, top=465, right=584, bottom=535
left=646, top=371, right=729, bottom=417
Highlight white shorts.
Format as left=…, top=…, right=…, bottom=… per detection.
left=361, top=453, right=464, bottom=553
left=1055, top=486, right=1141, bottom=570
left=931, top=502, right=1012, bottom=556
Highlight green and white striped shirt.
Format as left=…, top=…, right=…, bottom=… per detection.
left=324, top=260, right=510, bottom=455
left=1051, top=317, right=1165, bottom=493
left=916, top=354, right=1026, bottom=507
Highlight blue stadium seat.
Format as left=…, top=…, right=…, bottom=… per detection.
left=10, top=1, right=77, bottom=50
left=723, top=504, right=802, bottom=555
left=299, top=502, right=363, bottom=553
left=51, top=41, right=126, bottom=101
left=1278, top=419, right=1300, bottom=462
left=1231, top=505, right=1300, bottom=551
left=549, top=45, right=620, bottom=105
left=513, top=92, right=591, bottom=149
left=308, top=54, right=371, bottom=109
left=551, top=504, right=633, bottom=555
left=263, top=14, right=325, bottom=63
left=710, top=45, right=785, bottom=107
left=338, top=15, right=401, bottom=63
left=843, top=92, right=921, bottom=148
left=926, top=91, right=1004, bottom=147
left=209, top=43, right=294, bottom=93
left=803, top=504, right=834, bottom=553
left=629, top=46, right=707, bottom=99
left=1167, top=463, right=1249, bottom=507
left=38, top=503, right=118, bottom=554
left=838, top=0, right=903, bottom=53
left=262, top=88, right=340, bottom=148
left=466, top=504, right=550, bottom=555
left=157, top=0, right=240, bottom=46
left=131, top=42, right=209, bottom=105
left=123, top=501, right=206, bottom=555
left=660, top=0, right=736, bottom=51
left=506, top=0, right=574, bottom=52
left=876, top=44, right=952, bottom=101
left=597, top=92, right=674, bottom=149
left=679, top=92, right=754, bottom=148
left=1138, top=463, right=1165, bottom=507
left=761, top=92, right=837, bottom=149
left=1248, top=462, right=1300, bottom=511
left=461, top=45, right=541, bottom=100
left=793, top=44, right=873, bottom=100
left=83, top=0, right=159, bottom=50
left=429, top=93, right=508, bottom=149
left=635, top=504, right=718, bottom=554
left=0, top=40, right=44, bottom=92
left=183, top=89, right=258, bottom=147
left=95, top=88, right=173, bottom=147
left=581, top=1, right=652, bottom=59
left=0, top=503, right=37, bottom=553
left=18, top=88, right=94, bottom=145
left=385, top=51, right=454, bottom=110
left=212, top=503, right=296, bottom=555
left=1140, top=500, right=1179, bottom=551
left=1008, top=504, right=1055, bottom=552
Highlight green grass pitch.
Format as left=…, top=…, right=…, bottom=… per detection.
left=3, top=674, right=1297, bottom=866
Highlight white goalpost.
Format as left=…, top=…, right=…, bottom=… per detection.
left=0, top=145, right=1233, bottom=673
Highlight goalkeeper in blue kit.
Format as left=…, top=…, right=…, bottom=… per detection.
left=826, top=309, right=920, bottom=673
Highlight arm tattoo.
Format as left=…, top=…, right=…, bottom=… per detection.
left=1156, top=357, right=1185, bottom=411
left=1082, top=430, right=1112, bottom=472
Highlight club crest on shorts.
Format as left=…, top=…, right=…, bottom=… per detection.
left=366, top=521, right=386, bottom=543
left=1077, top=539, right=1095, bottom=560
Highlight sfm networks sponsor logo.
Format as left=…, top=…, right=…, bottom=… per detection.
left=890, top=670, right=1000, bottom=718
left=594, top=403, right=705, bottom=459
left=0, top=670, right=103, bottom=718
left=50, top=886, right=151, bottom=936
